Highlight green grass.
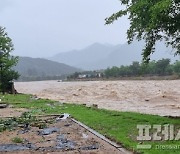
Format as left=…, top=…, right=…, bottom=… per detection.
left=12, top=137, right=23, bottom=143
left=1, top=94, right=180, bottom=154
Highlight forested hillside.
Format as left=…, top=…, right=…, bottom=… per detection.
left=14, top=57, right=81, bottom=81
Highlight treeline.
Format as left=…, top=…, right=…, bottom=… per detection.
left=104, top=59, right=180, bottom=78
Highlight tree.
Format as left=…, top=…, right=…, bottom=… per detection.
left=104, top=66, right=120, bottom=77
left=141, top=61, right=156, bottom=75
left=155, top=58, right=172, bottom=75
left=129, top=61, right=140, bottom=76
left=106, top=0, right=180, bottom=63
left=173, top=61, right=180, bottom=74
left=0, top=26, right=19, bottom=94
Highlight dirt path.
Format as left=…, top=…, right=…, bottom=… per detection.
left=15, top=80, right=180, bottom=117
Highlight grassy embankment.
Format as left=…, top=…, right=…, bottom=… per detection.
left=1, top=94, right=180, bottom=154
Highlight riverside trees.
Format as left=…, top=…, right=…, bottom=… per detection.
left=0, top=26, right=19, bottom=93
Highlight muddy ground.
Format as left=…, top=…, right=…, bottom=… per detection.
left=0, top=108, right=28, bottom=118
left=0, top=115, right=125, bottom=154
left=15, top=80, right=180, bottom=117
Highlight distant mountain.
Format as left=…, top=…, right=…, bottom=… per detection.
left=50, top=43, right=113, bottom=69
left=50, top=42, right=180, bottom=70
left=14, top=57, right=81, bottom=79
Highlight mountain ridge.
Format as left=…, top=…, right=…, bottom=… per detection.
left=50, top=42, right=179, bottom=70
left=14, top=57, right=81, bottom=78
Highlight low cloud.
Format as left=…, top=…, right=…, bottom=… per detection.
left=0, top=0, right=12, bottom=12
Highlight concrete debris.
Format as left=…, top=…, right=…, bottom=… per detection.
left=0, top=104, right=8, bottom=109
left=0, top=144, right=30, bottom=152
left=92, top=104, right=98, bottom=109
left=56, top=113, right=70, bottom=120
left=39, top=127, right=60, bottom=135
left=56, top=135, right=76, bottom=150
left=30, top=95, right=40, bottom=100
left=82, top=133, right=88, bottom=139
left=80, top=144, right=99, bottom=150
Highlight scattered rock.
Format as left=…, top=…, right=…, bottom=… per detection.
left=92, top=104, right=98, bottom=109
left=39, top=127, right=60, bottom=135
left=81, top=144, right=99, bottom=150
left=0, top=104, right=8, bottom=109
left=86, top=104, right=91, bottom=108
left=0, top=144, right=30, bottom=152
left=73, top=93, right=79, bottom=96
left=18, top=129, right=29, bottom=134
left=56, top=113, right=70, bottom=121
left=56, top=101, right=64, bottom=105
left=30, top=95, right=40, bottom=100
left=64, top=123, right=71, bottom=127
left=56, top=135, right=76, bottom=150
left=25, top=143, right=36, bottom=149
left=82, top=133, right=88, bottom=139
left=18, top=123, right=30, bottom=134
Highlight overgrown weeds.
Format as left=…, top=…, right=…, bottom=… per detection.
left=0, top=112, right=47, bottom=132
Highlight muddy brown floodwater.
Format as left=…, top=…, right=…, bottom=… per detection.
left=15, top=80, right=180, bottom=117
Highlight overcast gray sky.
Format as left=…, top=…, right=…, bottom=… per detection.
left=0, top=0, right=129, bottom=57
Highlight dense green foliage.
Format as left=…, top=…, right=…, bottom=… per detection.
left=106, top=0, right=180, bottom=63
left=0, top=27, right=19, bottom=93
left=68, top=59, right=180, bottom=80
left=104, top=59, right=180, bottom=78
left=1, top=94, right=180, bottom=154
